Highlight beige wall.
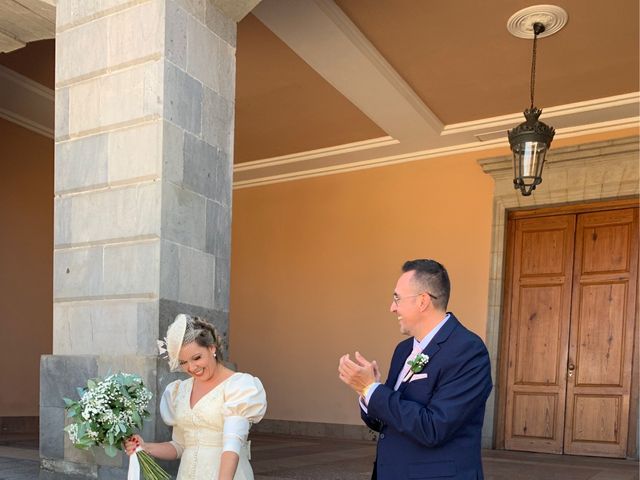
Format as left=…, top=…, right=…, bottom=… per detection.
left=229, top=128, right=639, bottom=426
left=0, top=117, right=53, bottom=416
left=230, top=148, right=496, bottom=424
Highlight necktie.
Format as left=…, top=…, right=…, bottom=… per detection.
left=394, top=345, right=421, bottom=390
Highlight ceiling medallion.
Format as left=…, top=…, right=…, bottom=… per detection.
left=507, top=5, right=568, bottom=39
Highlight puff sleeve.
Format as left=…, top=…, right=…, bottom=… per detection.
left=221, top=373, right=267, bottom=455
left=159, top=380, right=185, bottom=458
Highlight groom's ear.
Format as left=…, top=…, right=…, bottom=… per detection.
left=419, top=293, right=431, bottom=311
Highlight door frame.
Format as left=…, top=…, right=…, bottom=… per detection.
left=494, top=198, right=639, bottom=457
left=477, top=136, right=639, bottom=457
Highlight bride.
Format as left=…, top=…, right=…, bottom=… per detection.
left=125, top=314, right=267, bottom=480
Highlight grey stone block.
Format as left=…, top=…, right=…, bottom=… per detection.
left=40, top=407, right=65, bottom=459
left=97, top=465, right=128, bottom=479
left=53, top=196, right=71, bottom=247
left=187, top=16, right=220, bottom=91
left=56, top=0, right=134, bottom=30
left=214, top=255, right=230, bottom=312
left=56, top=17, right=108, bottom=84
left=40, top=356, right=98, bottom=408
left=53, top=301, right=157, bottom=355
left=162, top=181, right=207, bottom=250
left=54, top=182, right=161, bottom=247
left=53, top=246, right=104, bottom=299
left=108, top=122, right=162, bottom=184
left=107, top=1, right=163, bottom=71
left=55, top=87, right=69, bottom=141
left=162, top=119, right=185, bottom=184
left=137, top=301, right=161, bottom=354
left=40, top=457, right=97, bottom=478
left=166, top=0, right=187, bottom=69
left=55, top=133, right=108, bottom=194
left=68, top=61, right=162, bottom=136
left=183, top=133, right=218, bottom=198
left=205, top=2, right=237, bottom=47
left=214, top=149, right=232, bottom=206
left=103, top=240, right=160, bottom=296
left=164, top=61, right=202, bottom=136
left=174, top=0, right=205, bottom=21
left=216, top=40, right=236, bottom=102
left=39, top=467, right=95, bottom=480
left=202, top=86, right=233, bottom=155
left=205, top=199, right=230, bottom=257
left=159, top=241, right=214, bottom=307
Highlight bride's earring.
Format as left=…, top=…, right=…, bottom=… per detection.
left=213, top=351, right=217, bottom=358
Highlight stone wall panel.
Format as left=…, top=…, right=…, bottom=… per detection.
left=160, top=240, right=215, bottom=308
left=55, top=134, right=108, bottom=193
left=54, top=182, right=161, bottom=246
left=186, top=16, right=220, bottom=92
left=183, top=132, right=218, bottom=198
left=166, top=0, right=188, bottom=69
left=68, top=61, right=163, bottom=136
left=162, top=181, right=207, bottom=250
left=53, top=300, right=158, bottom=355
left=202, top=86, right=233, bottom=154
left=164, top=61, right=202, bottom=135
left=103, top=240, right=160, bottom=296
left=54, top=246, right=104, bottom=299
left=108, top=122, right=163, bottom=184
left=205, top=199, right=230, bottom=258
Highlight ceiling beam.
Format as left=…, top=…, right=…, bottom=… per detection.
left=253, top=0, right=443, bottom=145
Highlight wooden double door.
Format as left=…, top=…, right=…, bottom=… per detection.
left=502, top=203, right=638, bottom=457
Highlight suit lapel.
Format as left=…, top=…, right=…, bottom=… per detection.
left=385, top=339, right=413, bottom=388
left=397, top=314, right=460, bottom=393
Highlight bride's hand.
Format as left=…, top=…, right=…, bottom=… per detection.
left=124, top=434, right=144, bottom=456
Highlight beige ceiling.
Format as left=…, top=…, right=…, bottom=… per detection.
left=234, top=0, right=639, bottom=186
left=0, top=0, right=637, bottom=187
left=335, top=0, right=639, bottom=124
left=234, top=14, right=386, bottom=163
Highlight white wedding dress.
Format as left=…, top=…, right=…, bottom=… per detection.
left=160, top=373, right=267, bottom=480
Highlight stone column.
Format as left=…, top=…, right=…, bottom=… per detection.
left=40, top=1, right=258, bottom=477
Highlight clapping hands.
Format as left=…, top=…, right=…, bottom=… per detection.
left=338, top=351, right=381, bottom=396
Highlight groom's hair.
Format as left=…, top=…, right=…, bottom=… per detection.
left=402, top=259, right=450, bottom=311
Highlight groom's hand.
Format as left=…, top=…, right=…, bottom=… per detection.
left=338, top=351, right=380, bottom=396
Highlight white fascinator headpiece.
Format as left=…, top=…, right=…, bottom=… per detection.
left=157, top=314, right=188, bottom=371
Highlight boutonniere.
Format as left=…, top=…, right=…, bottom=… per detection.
left=403, top=353, right=429, bottom=382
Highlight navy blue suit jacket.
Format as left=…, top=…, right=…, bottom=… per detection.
left=361, top=313, right=492, bottom=480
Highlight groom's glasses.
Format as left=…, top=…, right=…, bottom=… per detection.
left=392, top=291, right=437, bottom=306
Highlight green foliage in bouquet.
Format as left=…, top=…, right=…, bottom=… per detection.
left=64, top=373, right=170, bottom=479
left=64, top=373, right=151, bottom=457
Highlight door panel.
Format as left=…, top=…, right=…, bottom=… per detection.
left=504, top=215, right=576, bottom=453
left=511, top=393, right=558, bottom=439
left=575, top=283, right=627, bottom=386
left=515, top=285, right=565, bottom=385
left=564, top=208, right=638, bottom=457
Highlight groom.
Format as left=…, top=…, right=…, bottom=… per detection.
left=338, top=259, right=492, bottom=479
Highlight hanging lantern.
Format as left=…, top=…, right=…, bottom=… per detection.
left=507, top=7, right=567, bottom=196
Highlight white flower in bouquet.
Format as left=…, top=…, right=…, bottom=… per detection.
left=64, top=373, right=170, bottom=480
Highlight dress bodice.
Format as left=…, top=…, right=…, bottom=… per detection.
left=160, top=372, right=266, bottom=480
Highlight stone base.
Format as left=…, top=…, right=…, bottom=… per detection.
left=39, top=354, right=181, bottom=479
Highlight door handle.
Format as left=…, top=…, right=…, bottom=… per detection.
left=568, top=363, right=576, bottom=377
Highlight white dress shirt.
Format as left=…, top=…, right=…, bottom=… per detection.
left=360, top=314, right=450, bottom=413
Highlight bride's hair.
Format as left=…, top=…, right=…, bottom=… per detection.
left=182, top=316, right=224, bottom=361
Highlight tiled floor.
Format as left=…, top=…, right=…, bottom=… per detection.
left=0, top=433, right=637, bottom=479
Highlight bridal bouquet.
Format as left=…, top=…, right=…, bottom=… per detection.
left=63, top=372, right=170, bottom=480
